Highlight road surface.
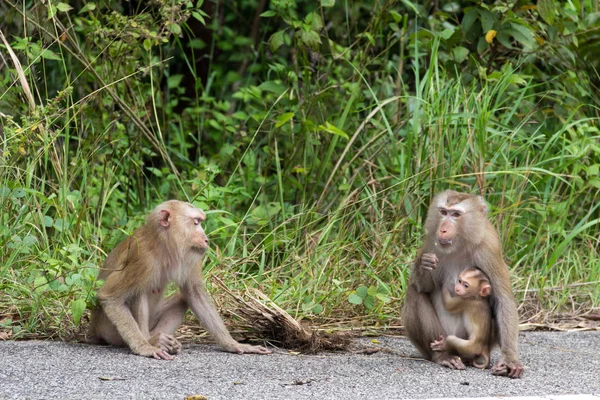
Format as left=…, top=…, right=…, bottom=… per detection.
left=1, top=331, right=599, bottom=399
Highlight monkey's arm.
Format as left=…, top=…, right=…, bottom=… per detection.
left=441, top=288, right=463, bottom=313
left=131, top=293, right=151, bottom=337
left=183, top=279, right=271, bottom=355
left=98, top=270, right=173, bottom=360
left=476, top=249, right=524, bottom=378
left=100, top=298, right=173, bottom=360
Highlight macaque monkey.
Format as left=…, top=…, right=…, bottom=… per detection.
left=88, top=200, right=271, bottom=360
left=430, top=267, right=493, bottom=369
left=403, top=190, right=524, bottom=378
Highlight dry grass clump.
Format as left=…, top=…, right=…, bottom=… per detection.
left=213, top=278, right=354, bottom=353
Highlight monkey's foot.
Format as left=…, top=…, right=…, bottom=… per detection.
left=433, top=353, right=465, bottom=370
left=226, top=343, right=272, bottom=355
left=491, top=359, right=524, bottom=378
left=149, top=333, right=182, bottom=355
left=430, top=335, right=446, bottom=352
left=134, top=344, right=174, bottom=360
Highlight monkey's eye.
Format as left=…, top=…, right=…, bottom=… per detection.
left=458, top=278, right=462, bottom=284
left=440, top=209, right=448, bottom=216
left=452, top=212, right=461, bottom=218
left=193, top=218, right=200, bottom=225
left=463, top=283, right=469, bottom=288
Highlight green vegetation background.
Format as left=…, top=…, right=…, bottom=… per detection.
left=0, top=0, right=599, bottom=340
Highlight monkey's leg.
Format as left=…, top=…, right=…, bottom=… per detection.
left=148, top=293, right=187, bottom=355
left=491, top=298, right=524, bottom=378
left=89, top=308, right=125, bottom=346
left=403, top=285, right=465, bottom=370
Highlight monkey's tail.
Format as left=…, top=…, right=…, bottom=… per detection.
left=472, top=354, right=490, bottom=369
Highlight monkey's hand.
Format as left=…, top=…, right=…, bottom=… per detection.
left=134, top=343, right=174, bottom=360
left=420, top=253, right=438, bottom=271
left=225, top=342, right=272, bottom=355
left=430, top=335, right=447, bottom=352
left=432, top=352, right=465, bottom=370
left=491, top=357, right=524, bottom=379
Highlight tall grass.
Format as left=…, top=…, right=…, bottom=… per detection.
left=1, top=1, right=599, bottom=340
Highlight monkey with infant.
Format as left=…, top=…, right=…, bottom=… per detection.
left=403, top=190, right=524, bottom=378
left=88, top=200, right=271, bottom=359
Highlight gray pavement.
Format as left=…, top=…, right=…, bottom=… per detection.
left=0, top=331, right=599, bottom=399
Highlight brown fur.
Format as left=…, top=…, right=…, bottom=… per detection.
left=88, top=200, right=271, bottom=359
left=431, top=267, right=493, bottom=369
left=403, top=190, right=524, bottom=378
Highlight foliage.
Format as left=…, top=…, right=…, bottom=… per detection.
left=0, top=0, right=599, bottom=338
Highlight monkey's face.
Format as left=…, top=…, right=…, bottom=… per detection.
left=156, top=201, right=209, bottom=254
left=185, top=207, right=209, bottom=254
left=454, top=278, right=469, bottom=297
left=428, top=191, right=488, bottom=253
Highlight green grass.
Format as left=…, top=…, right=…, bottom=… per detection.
left=1, top=1, right=599, bottom=341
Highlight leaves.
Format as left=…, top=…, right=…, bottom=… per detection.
left=56, top=3, right=73, bottom=12
left=71, top=299, right=87, bottom=325
left=299, top=30, right=321, bottom=48
left=479, top=9, right=495, bottom=32
left=191, top=11, right=207, bottom=25
left=269, top=31, right=286, bottom=52
left=259, top=80, right=286, bottom=96
left=260, top=11, right=276, bottom=17
left=169, top=22, right=182, bottom=35
left=41, top=49, right=61, bottom=61
left=462, top=8, right=478, bottom=32
left=507, top=22, right=536, bottom=49
left=167, top=74, right=184, bottom=89
left=348, top=294, right=363, bottom=305
left=348, top=285, right=389, bottom=310
left=318, top=122, right=349, bottom=139
left=538, top=0, right=556, bottom=25
left=275, top=112, right=295, bottom=128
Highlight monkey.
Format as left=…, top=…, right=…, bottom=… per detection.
left=88, top=200, right=271, bottom=360
left=402, top=190, right=524, bottom=378
left=430, top=267, right=493, bottom=369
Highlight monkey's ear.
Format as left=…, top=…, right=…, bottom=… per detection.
left=159, top=209, right=171, bottom=227
left=480, top=283, right=491, bottom=297
left=477, top=196, right=488, bottom=214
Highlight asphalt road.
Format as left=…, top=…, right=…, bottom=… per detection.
left=1, top=331, right=599, bottom=399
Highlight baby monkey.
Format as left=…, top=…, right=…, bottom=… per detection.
left=430, top=267, right=493, bottom=368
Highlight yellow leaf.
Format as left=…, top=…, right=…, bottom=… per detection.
left=18, top=146, right=26, bottom=155
left=485, top=29, right=497, bottom=44
left=535, top=35, right=545, bottom=45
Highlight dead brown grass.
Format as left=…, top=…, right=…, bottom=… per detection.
left=212, top=277, right=354, bottom=353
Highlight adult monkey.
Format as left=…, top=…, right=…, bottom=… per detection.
left=88, top=200, right=271, bottom=359
left=403, top=190, right=524, bottom=378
